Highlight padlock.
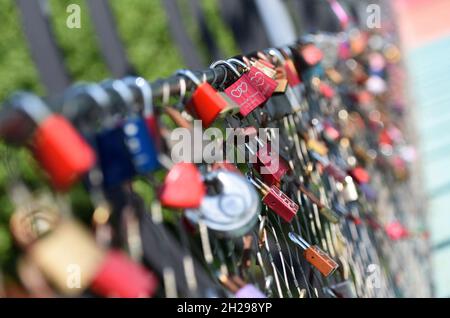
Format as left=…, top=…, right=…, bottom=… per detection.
left=9, top=190, right=157, bottom=298
left=264, top=94, right=294, bottom=121
left=7, top=92, right=96, bottom=190
left=248, top=138, right=290, bottom=186
left=211, top=61, right=265, bottom=117
left=342, top=176, right=359, bottom=202
left=251, top=58, right=277, bottom=78
left=359, top=183, right=377, bottom=202
left=27, top=220, right=104, bottom=295
left=248, top=176, right=298, bottom=223
left=123, top=76, right=162, bottom=150
left=348, top=167, right=370, bottom=184
left=309, top=151, right=347, bottom=182
left=177, top=70, right=227, bottom=128
left=385, top=221, right=409, bottom=241
left=246, top=66, right=277, bottom=100
left=122, top=116, right=160, bottom=174
left=281, top=49, right=307, bottom=103
left=90, top=250, right=158, bottom=298
left=96, top=125, right=136, bottom=188
left=289, top=232, right=339, bottom=277
left=159, top=162, right=206, bottom=209
left=322, top=121, right=340, bottom=143
left=28, top=220, right=158, bottom=297
left=32, top=115, right=97, bottom=190
left=229, top=58, right=277, bottom=102
left=319, top=82, right=335, bottom=100
left=185, top=170, right=260, bottom=237
left=299, top=44, right=324, bottom=67
left=307, top=139, right=329, bottom=156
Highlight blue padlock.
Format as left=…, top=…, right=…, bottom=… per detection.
left=122, top=116, right=160, bottom=174
left=96, top=125, right=137, bottom=188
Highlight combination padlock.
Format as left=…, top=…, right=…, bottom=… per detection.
left=103, top=79, right=160, bottom=175
left=95, top=125, right=137, bottom=188
left=185, top=169, right=260, bottom=237
left=123, top=76, right=162, bottom=150
left=211, top=60, right=266, bottom=117
left=177, top=70, right=227, bottom=128
left=7, top=92, right=96, bottom=190
left=122, top=116, right=160, bottom=174
left=289, top=232, right=339, bottom=277
left=159, top=162, right=206, bottom=209
left=248, top=175, right=298, bottom=223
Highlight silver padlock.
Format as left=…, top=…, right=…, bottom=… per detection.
left=185, top=170, right=260, bottom=238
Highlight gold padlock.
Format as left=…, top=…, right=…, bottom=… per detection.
left=29, top=221, right=105, bottom=295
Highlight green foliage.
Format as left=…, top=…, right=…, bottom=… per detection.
left=0, top=0, right=238, bottom=271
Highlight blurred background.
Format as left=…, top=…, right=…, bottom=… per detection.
left=0, top=0, right=449, bottom=297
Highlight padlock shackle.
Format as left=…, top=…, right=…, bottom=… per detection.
left=267, top=48, right=286, bottom=65
left=102, top=79, right=135, bottom=115
left=123, top=76, right=154, bottom=117
left=176, top=69, right=202, bottom=87
left=210, top=60, right=241, bottom=78
left=226, top=58, right=249, bottom=72
left=9, top=92, right=51, bottom=124
left=288, top=232, right=310, bottom=250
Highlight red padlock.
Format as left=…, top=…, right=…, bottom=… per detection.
left=348, top=166, right=370, bottom=184
left=249, top=176, right=298, bottom=223
left=284, top=58, right=302, bottom=87
left=8, top=93, right=95, bottom=191
left=319, top=82, right=335, bottom=100
left=91, top=250, right=158, bottom=298
left=300, top=44, right=324, bottom=66
left=385, top=221, right=409, bottom=241
left=247, top=66, right=277, bottom=100
left=32, top=115, right=96, bottom=190
left=322, top=122, right=341, bottom=143
left=178, top=70, right=227, bottom=128
left=254, top=141, right=290, bottom=186
left=159, top=162, right=206, bottom=209
left=263, top=186, right=299, bottom=223
left=211, top=60, right=266, bottom=117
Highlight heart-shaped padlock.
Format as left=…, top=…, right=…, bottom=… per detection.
left=159, top=162, right=206, bottom=209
